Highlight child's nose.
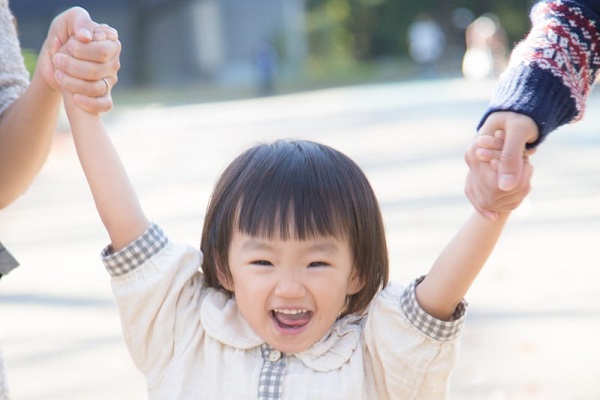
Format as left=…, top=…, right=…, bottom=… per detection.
left=274, top=269, right=306, bottom=298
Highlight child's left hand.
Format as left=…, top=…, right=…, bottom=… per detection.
left=465, top=130, right=534, bottom=220
left=52, top=24, right=120, bottom=114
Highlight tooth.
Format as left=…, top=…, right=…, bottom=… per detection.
left=274, top=309, right=307, bottom=315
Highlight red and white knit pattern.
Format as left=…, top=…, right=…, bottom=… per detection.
left=509, top=0, right=600, bottom=121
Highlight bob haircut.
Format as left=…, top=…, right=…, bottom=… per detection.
left=200, top=140, right=389, bottom=316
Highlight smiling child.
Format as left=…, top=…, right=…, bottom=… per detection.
left=61, top=38, right=531, bottom=398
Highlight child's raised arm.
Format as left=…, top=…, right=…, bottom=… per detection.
left=415, top=132, right=533, bottom=320
left=62, top=37, right=149, bottom=250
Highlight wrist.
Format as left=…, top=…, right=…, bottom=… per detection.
left=30, top=60, right=61, bottom=101
left=475, top=209, right=510, bottom=224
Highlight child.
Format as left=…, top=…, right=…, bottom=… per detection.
left=62, top=49, right=531, bottom=400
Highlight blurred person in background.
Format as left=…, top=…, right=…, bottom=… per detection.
left=408, top=13, right=446, bottom=77
left=462, top=13, right=508, bottom=80
left=254, top=39, right=278, bottom=96
left=0, top=3, right=120, bottom=398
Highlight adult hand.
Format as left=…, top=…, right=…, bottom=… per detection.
left=477, top=111, right=539, bottom=190
left=465, top=128, right=534, bottom=220
left=37, top=7, right=121, bottom=113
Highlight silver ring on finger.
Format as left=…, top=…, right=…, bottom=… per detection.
left=101, top=77, right=110, bottom=96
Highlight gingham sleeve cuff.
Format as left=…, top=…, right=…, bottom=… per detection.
left=400, top=276, right=467, bottom=342
left=101, top=223, right=168, bottom=277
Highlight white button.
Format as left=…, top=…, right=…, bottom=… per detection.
left=268, top=350, right=282, bottom=362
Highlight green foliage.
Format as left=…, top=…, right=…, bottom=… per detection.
left=306, top=0, right=355, bottom=70
left=22, top=48, right=37, bottom=77
left=306, top=0, right=534, bottom=73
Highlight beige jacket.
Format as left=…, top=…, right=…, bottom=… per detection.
left=105, top=225, right=466, bottom=399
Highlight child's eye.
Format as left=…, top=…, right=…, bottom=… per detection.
left=308, top=261, right=330, bottom=268
left=251, top=260, right=273, bottom=266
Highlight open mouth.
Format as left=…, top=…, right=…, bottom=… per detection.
left=271, top=309, right=313, bottom=330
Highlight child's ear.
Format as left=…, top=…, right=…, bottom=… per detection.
left=346, top=270, right=365, bottom=295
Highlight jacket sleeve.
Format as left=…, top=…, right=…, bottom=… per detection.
left=102, top=224, right=206, bottom=387
left=0, top=1, right=29, bottom=116
left=479, top=0, right=600, bottom=147
left=363, top=279, right=466, bottom=399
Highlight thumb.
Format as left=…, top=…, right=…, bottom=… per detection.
left=67, top=7, right=95, bottom=42
left=497, top=133, right=527, bottom=191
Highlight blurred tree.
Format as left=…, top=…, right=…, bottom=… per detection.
left=305, top=0, right=355, bottom=75
left=306, top=0, right=533, bottom=67
left=21, top=49, right=38, bottom=78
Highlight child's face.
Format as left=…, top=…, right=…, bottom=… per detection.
left=224, top=231, right=363, bottom=354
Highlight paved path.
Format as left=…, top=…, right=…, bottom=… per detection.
left=1, top=78, right=599, bottom=399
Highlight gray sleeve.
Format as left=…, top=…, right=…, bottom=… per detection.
left=0, top=0, right=30, bottom=116
left=0, top=241, right=19, bottom=277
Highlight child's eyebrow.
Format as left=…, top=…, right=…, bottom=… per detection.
left=308, top=242, right=340, bottom=253
left=241, top=238, right=341, bottom=253
left=241, top=239, right=273, bottom=251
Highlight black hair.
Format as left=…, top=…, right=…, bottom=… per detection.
left=200, top=140, right=389, bottom=315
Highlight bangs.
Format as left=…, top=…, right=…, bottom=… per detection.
left=201, top=139, right=389, bottom=313
left=234, top=141, right=353, bottom=240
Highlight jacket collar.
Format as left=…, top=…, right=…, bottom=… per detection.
left=201, top=288, right=363, bottom=371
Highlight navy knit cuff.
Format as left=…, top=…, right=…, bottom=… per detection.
left=478, top=65, right=578, bottom=148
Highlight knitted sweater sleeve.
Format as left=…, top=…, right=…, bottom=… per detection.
left=479, top=0, right=600, bottom=147
left=0, top=0, right=30, bottom=117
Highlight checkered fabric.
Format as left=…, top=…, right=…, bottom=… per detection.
left=400, top=276, right=466, bottom=341
left=258, top=344, right=287, bottom=400
left=0, top=241, right=18, bottom=279
left=102, top=223, right=168, bottom=277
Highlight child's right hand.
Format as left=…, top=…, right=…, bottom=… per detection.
left=465, top=130, right=534, bottom=220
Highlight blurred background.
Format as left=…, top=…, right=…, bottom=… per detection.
left=12, top=0, right=535, bottom=101
left=2, top=1, right=600, bottom=400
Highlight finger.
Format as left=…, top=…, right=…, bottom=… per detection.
left=522, top=160, right=534, bottom=183
left=53, top=52, right=120, bottom=85
left=477, top=113, right=505, bottom=137
left=490, top=159, right=500, bottom=172
left=54, top=52, right=108, bottom=82
left=476, top=177, right=521, bottom=211
left=498, top=163, right=534, bottom=208
left=50, top=36, right=62, bottom=55
left=526, top=148, right=537, bottom=157
left=60, top=36, right=121, bottom=64
left=73, top=93, right=114, bottom=114
left=69, top=7, right=95, bottom=42
left=93, top=31, right=107, bottom=41
left=464, top=179, right=500, bottom=220
left=56, top=69, right=117, bottom=98
left=475, top=147, right=502, bottom=162
left=495, top=191, right=530, bottom=211
left=464, top=179, right=488, bottom=216
left=474, top=134, right=504, bottom=150
left=465, top=161, right=514, bottom=205
left=497, top=133, right=527, bottom=191
left=94, top=24, right=119, bottom=41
